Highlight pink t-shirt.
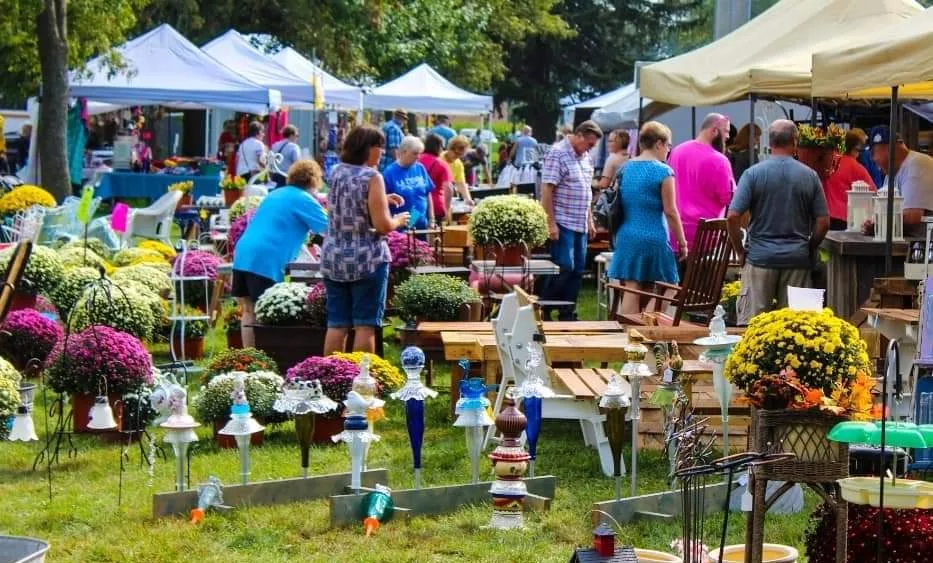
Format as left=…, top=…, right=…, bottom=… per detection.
left=418, top=153, right=453, bottom=218
left=668, top=140, right=735, bottom=252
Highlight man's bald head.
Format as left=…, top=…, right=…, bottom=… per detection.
left=769, top=119, right=798, bottom=149
left=700, top=113, right=728, bottom=132
left=699, top=113, right=730, bottom=152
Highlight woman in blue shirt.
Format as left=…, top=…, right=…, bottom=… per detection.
left=383, top=135, right=435, bottom=229
left=232, top=159, right=329, bottom=347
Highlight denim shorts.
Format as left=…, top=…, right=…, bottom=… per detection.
left=324, top=262, right=389, bottom=328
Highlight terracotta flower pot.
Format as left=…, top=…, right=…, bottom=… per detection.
left=171, top=336, right=204, bottom=360
left=494, top=244, right=526, bottom=267
left=797, top=147, right=840, bottom=180
left=311, top=412, right=345, bottom=445
left=226, top=329, right=243, bottom=349
left=71, top=392, right=124, bottom=434
left=224, top=188, right=242, bottom=207
left=213, top=418, right=265, bottom=448
left=9, top=291, right=37, bottom=313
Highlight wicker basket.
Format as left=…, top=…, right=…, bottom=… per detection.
left=750, top=408, right=849, bottom=482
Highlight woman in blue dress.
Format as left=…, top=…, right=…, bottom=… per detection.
left=608, top=121, right=688, bottom=315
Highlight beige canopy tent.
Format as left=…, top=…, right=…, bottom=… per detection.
left=640, top=0, right=922, bottom=106
left=812, top=7, right=933, bottom=99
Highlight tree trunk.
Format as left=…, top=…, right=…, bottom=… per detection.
left=36, top=0, right=71, bottom=202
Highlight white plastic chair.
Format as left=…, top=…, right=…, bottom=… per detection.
left=2, top=206, right=45, bottom=243
left=121, top=190, right=183, bottom=248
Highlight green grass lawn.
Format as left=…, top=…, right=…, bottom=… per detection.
left=0, top=281, right=818, bottom=562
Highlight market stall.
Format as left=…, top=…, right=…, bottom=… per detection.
left=67, top=24, right=279, bottom=200
left=364, top=63, right=492, bottom=116
left=272, top=47, right=364, bottom=110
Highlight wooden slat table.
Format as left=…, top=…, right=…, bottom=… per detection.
left=821, top=231, right=909, bottom=320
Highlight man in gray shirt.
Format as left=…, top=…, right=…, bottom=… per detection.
left=727, top=119, right=830, bottom=325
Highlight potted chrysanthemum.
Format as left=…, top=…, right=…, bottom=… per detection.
left=220, top=175, right=247, bottom=207
left=202, top=347, right=278, bottom=385
left=224, top=302, right=243, bottom=349
left=725, top=308, right=874, bottom=479
left=69, top=278, right=158, bottom=341
left=169, top=305, right=209, bottom=360
left=0, top=244, right=64, bottom=310
left=192, top=370, right=283, bottom=448
left=45, top=325, right=154, bottom=433
left=467, top=195, right=548, bottom=265
left=0, top=308, right=64, bottom=370
left=251, top=282, right=325, bottom=372
left=171, top=250, right=221, bottom=309
left=286, top=355, right=359, bottom=443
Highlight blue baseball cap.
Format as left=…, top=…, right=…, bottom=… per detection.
left=868, top=125, right=901, bottom=148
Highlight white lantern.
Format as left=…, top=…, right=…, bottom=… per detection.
left=872, top=190, right=904, bottom=242
left=847, top=180, right=875, bottom=232
left=87, top=395, right=118, bottom=430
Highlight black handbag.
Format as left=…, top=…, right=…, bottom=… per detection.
left=594, top=168, right=624, bottom=239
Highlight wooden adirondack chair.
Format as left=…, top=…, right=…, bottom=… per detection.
left=609, top=218, right=732, bottom=327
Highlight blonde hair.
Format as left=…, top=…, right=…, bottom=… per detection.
left=447, top=135, right=470, bottom=155
left=638, top=121, right=672, bottom=151
left=286, top=159, right=324, bottom=189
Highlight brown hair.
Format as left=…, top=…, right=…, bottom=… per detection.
left=730, top=123, right=762, bottom=151
left=424, top=133, right=444, bottom=156
left=248, top=121, right=263, bottom=138
left=281, top=124, right=298, bottom=139
left=845, top=128, right=868, bottom=154
left=611, top=129, right=630, bottom=150
left=638, top=121, right=672, bottom=151
left=286, top=159, right=323, bottom=189
left=341, top=125, right=385, bottom=165
left=575, top=120, right=603, bottom=139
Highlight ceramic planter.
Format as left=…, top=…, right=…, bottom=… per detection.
left=171, top=336, right=204, bottom=360
left=494, top=244, right=525, bottom=267
left=223, top=188, right=242, bottom=207
left=708, top=544, right=798, bottom=563
left=226, top=329, right=243, bottom=349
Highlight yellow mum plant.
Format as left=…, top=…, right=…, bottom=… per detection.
left=331, top=351, right=405, bottom=393
left=0, top=185, right=57, bottom=215
left=138, top=240, right=177, bottom=260
left=167, top=180, right=194, bottom=193
left=725, top=308, right=871, bottom=395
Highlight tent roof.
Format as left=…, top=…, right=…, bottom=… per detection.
left=272, top=47, right=362, bottom=109
left=570, top=84, right=637, bottom=110
left=365, top=63, right=492, bottom=114
left=589, top=85, right=673, bottom=130
left=640, top=0, right=923, bottom=106
left=812, top=7, right=933, bottom=98
left=70, top=24, right=276, bottom=110
left=202, top=31, right=314, bottom=103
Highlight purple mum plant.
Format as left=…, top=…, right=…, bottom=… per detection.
left=286, top=355, right=359, bottom=413
left=0, top=309, right=63, bottom=368
left=172, top=249, right=222, bottom=280
left=386, top=231, right=435, bottom=270
left=305, top=282, right=327, bottom=328
left=228, top=208, right=257, bottom=257
left=46, top=325, right=153, bottom=395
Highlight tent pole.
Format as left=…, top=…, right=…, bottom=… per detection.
left=885, top=86, right=899, bottom=275
left=691, top=107, right=696, bottom=138
left=749, top=94, right=756, bottom=166
left=810, top=97, right=817, bottom=127
left=637, top=96, right=644, bottom=156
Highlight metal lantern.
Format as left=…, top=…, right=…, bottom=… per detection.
left=873, top=189, right=904, bottom=242
left=846, top=180, right=875, bottom=232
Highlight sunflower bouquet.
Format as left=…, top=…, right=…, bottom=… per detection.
left=726, top=308, right=874, bottom=419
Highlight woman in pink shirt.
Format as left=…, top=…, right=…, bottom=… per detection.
left=419, top=133, right=453, bottom=224
left=667, top=113, right=735, bottom=254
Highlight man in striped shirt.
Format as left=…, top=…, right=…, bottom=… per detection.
left=538, top=120, right=602, bottom=320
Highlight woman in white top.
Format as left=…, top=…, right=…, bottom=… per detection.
left=236, top=121, right=267, bottom=181
left=271, top=124, right=301, bottom=187
left=597, top=129, right=631, bottom=190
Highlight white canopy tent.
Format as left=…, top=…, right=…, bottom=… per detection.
left=640, top=0, right=923, bottom=106
left=365, top=63, right=492, bottom=115
left=273, top=47, right=363, bottom=110
left=202, top=30, right=314, bottom=105
left=69, top=24, right=278, bottom=113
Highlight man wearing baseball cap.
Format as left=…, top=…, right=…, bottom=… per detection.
left=866, top=125, right=933, bottom=237
left=381, top=108, right=408, bottom=171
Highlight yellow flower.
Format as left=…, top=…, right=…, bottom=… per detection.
left=0, top=185, right=57, bottom=215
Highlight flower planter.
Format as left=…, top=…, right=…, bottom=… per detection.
left=709, top=544, right=798, bottom=563
left=797, top=147, right=840, bottom=181
left=71, top=392, right=125, bottom=434
left=249, top=324, right=384, bottom=373
left=9, top=291, right=37, bottom=313
left=311, top=412, right=344, bottom=445
left=750, top=408, right=849, bottom=482
left=175, top=193, right=192, bottom=210
left=494, top=244, right=526, bottom=267
left=223, top=188, right=243, bottom=207
left=213, top=418, right=265, bottom=448
left=226, top=329, right=243, bottom=349
left=170, top=336, right=204, bottom=360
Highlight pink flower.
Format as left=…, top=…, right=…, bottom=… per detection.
left=0, top=309, right=63, bottom=366
left=46, top=325, right=153, bottom=395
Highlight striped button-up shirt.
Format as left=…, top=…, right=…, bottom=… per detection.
left=380, top=119, right=404, bottom=172
left=540, top=139, right=594, bottom=233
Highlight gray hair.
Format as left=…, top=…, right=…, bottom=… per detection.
left=522, top=125, right=532, bottom=135
left=769, top=119, right=798, bottom=148
left=399, top=135, right=424, bottom=153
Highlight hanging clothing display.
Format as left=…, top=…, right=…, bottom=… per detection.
left=67, top=102, right=88, bottom=185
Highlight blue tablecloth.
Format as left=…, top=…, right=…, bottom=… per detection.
left=97, top=172, right=221, bottom=201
